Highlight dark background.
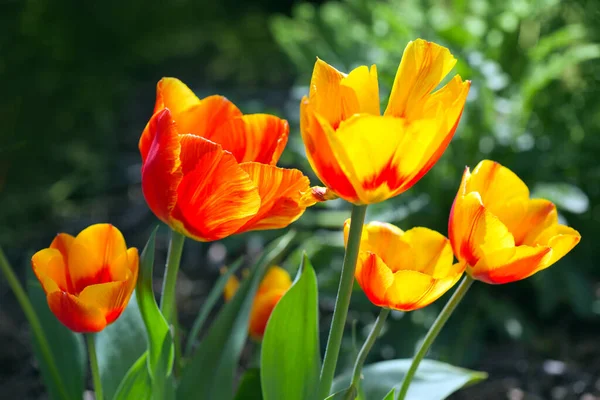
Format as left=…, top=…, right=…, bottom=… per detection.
left=1, top=0, right=599, bottom=399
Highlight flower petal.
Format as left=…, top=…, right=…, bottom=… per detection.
left=384, top=270, right=435, bottom=311
left=355, top=252, right=394, bottom=307
left=223, top=274, right=240, bottom=302
left=400, top=227, right=454, bottom=278
left=249, top=289, right=287, bottom=340
left=68, top=224, right=128, bottom=294
left=384, top=39, right=457, bottom=119
left=469, top=245, right=552, bottom=284
left=47, top=291, right=107, bottom=333
left=300, top=98, right=359, bottom=202
left=141, top=109, right=183, bottom=222
left=500, top=199, right=556, bottom=246
left=235, top=163, right=313, bottom=233
left=412, top=263, right=464, bottom=309
left=340, top=64, right=380, bottom=116
left=207, top=114, right=289, bottom=165
left=31, top=248, right=67, bottom=294
left=170, top=136, right=261, bottom=241
left=467, top=160, right=530, bottom=217
left=257, top=266, right=292, bottom=295
left=154, top=77, right=201, bottom=114
left=345, top=220, right=410, bottom=271
left=449, top=191, right=515, bottom=266
left=79, top=279, right=134, bottom=325
left=175, top=95, right=242, bottom=138
left=531, top=224, right=581, bottom=272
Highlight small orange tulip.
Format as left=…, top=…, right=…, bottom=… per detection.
left=31, top=224, right=139, bottom=333
left=300, top=39, right=470, bottom=205
left=224, top=266, right=292, bottom=339
left=140, top=78, right=319, bottom=242
left=449, top=160, right=581, bottom=284
left=344, top=220, right=464, bottom=311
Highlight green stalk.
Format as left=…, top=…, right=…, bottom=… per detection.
left=0, top=248, right=70, bottom=400
left=319, top=204, right=367, bottom=399
left=159, top=230, right=186, bottom=325
left=397, top=275, right=474, bottom=400
left=86, top=334, right=103, bottom=400
left=346, top=308, right=390, bottom=399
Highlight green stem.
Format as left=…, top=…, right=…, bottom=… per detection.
left=0, top=248, right=70, bottom=400
left=86, top=334, right=103, bottom=400
left=397, top=275, right=474, bottom=400
left=160, top=230, right=185, bottom=326
left=319, top=204, right=368, bottom=399
left=346, top=308, right=390, bottom=399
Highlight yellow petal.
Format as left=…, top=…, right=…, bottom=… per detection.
left=257, top=266, right=292, bottom=295
left=68, top=224, right=128, bottom=294
left=299, top=98, right=359, bottom=202
left=355, top=252, right=394, bottom=307
left=400, top=227, right=454, bottom=278
left=308, top=58, right=352, bottom=128
left=154, top=77, right=200, bottom=114
left=384, top=270, right=435, bottom=311
left=412, top=264, right=464, bottom=309
left=223, top=274, right=240, bottom=302
left=469, top=245, right=552, bottom=284
left=385, top=39, right=457, bottom=119
left=340, top=65, right=380, bottom=116
left=78, top=278, right=134, bottom=325
left=531, top=224, right=581, bottom=272
left=31, top=248, right=66, bottom=294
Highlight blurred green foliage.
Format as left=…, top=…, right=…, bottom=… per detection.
left=271, top=0, right=600, bottom=369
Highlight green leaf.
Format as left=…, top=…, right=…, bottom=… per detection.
left=136, top=228, right=174, bottom=398
left=234, top=368, right=263, bottom=400
left=112, top=352, right=152, bottom=400
left=261, top=253, right=320, bottom=400
left=185, top=257, right=244, bottom=355
left=95, top=296, right=147, bottom=399
left=325, top=387, right=356, bottom=400
left=177, top=231, right=297, bottom=400
left=27, top=268, right=86, bottom=400
left=332, top=359, right=487, bottom=400
left=382, top=388, right=397, bottom=400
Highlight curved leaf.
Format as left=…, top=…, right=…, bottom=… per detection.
left=261, top=253, right=320, bottom=400
left=112, top=352, right=152, bottom=400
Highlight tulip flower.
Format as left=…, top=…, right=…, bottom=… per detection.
left=224, top=266, right=292, bottom=339
left=139, top=78, right=319, bottom=242
left=449, top=160, right=581, bottom=284
left=300, top=39, right=470, bottom=205
left=344, top=220, right=464, bottom=311
left=31, top=224, right=139, bottom=333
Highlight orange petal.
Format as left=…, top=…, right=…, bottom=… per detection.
left=469, top=245, right=552, bottom=284
left=79, top=279, right=134, bottom=325
left=47, top=291, right=107, bottom=333
left=449, top=192, right=515, bottom=266
left=50, top=233, right=75, bottom=262
left=384, top=39, right=457, bottom=119
left=207, top=114, right=289, bottom=165
left=170, top=137, right=261, bottom=241
left=300, top=98, right=359, bottom=202
left=340, top=64, right=380, bottom=116
left=257, top=266, right=292, bottom=295
left=345, top=220, right=410, bottom=270
left=235, top=163, right=313, bottom=233
left=466, top=160, right=530, bottom=217
left=68, top=224, right=128, bottom=293
left=500, top=199, right=556, bottom=246
left=141, top=109, right=183, bottom=223
left=175, top=95, right=242, bottom=138
left=384, top=270, right=435, bottom=311
left=249, top=289, right=287, bottom=340
left=355, top=252, right=394, bottom=307
left=412, top=264, right=464, bottom=309
left=154, top=77, right=201, bottom=114
left=31, top=248, right=67, bottom=294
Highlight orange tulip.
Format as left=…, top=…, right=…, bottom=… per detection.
left=449, top=160, right=581, bottom=284
left=31, top=224, right=139, bottom=333
left=139, top=78, right=319, bottom=242
left=300, top=39, right=470, bottom=205
left=224, top=266, right=292, bottom=339
left=344, top=220, right=464, bottom=311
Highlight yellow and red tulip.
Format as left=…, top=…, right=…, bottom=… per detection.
left=449, top=160, right=581, bottom=284
left=139, top=78, right=319, bottom=242
left=300, top=39, right=470, bottom=205
left=344, top=220, right=464, bottom=311
left=224, top=266, right=292, bottom=340
left=31, top=224, right=138, bottom=333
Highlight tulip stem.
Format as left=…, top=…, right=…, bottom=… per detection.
left=397, top=275, right=474, bottom=400
left=347, top=307, right=390, bottom=398
left=0, top=248, right=70, bottom=400
left=86, top=334, right=103, bottom=400
left=319, top=204, right=367, bottom=399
